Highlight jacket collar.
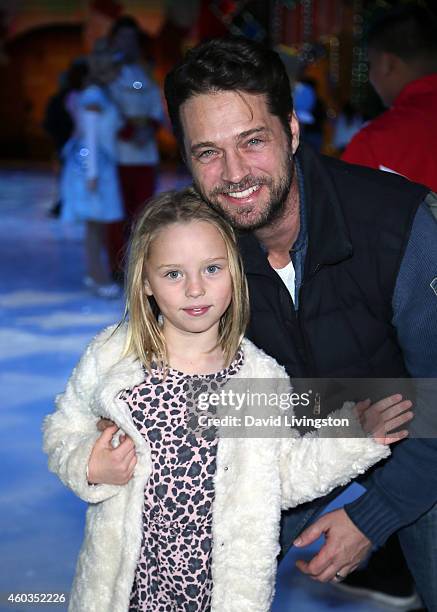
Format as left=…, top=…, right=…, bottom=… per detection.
left=238, top=144, right=353, bottom=278
left=393, top=73, right=437, bottom=107
left=298, top=144, right=353, bottom=275
left=91, top=326, right=286, bottom=410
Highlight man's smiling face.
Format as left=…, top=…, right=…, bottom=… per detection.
left=180, top=90, right=299, bottom=231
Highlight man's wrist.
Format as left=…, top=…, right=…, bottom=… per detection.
left=344, top=491, right=400, bottom=548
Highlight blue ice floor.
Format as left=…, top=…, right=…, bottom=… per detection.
left=0, top=167, right=398, bottom=611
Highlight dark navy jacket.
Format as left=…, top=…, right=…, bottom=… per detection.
left=239, top=144, right=437, bottom=545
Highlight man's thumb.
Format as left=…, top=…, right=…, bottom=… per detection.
left=293, top=522, right=324, bottom=547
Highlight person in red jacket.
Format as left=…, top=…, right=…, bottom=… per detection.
left=343, top=5, right=437, bottom=195
left=341, top=5, right=437, bottom=607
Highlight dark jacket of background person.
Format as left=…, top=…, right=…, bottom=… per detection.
left=43, top=60, right=88, bottom=156
left=239, top=144, right=435, bottom=548
left=43, top=88, right=74, bottom=155
left=342, top=73, right=437, bottom=192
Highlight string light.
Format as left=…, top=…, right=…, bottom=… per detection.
left=351, top=0, right=368, bottom=106
left=300, top=0, right=314, bottom=63
left=270, top=0, right=283, bottom=47
left=328, top=35, right=340, bottom=87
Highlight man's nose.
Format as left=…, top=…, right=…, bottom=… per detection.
left=221, top=149, right=250, bottom=185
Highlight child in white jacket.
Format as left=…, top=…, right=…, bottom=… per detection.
left=61, top=38, right=124, bottom=298
left=43, top=188, right=412, bottom=612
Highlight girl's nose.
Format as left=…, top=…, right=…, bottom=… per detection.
left=185, top=277, right=206, bottom=298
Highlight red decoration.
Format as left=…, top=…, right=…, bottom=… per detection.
left=197, top=0, right=228, bottom=39
left=90, top=0, right=123, bottom=20
left=218, top=0, right=238, bottom=17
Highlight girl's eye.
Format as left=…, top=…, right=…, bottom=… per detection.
left=206, top=264, right=221, bottom=274
left=165, top=270, right=182, bottom=280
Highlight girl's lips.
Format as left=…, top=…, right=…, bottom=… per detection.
left=183, top=306, right=211, bottom=317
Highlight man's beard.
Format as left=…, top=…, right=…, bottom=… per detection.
left=195, top=157, right=293, bottom=231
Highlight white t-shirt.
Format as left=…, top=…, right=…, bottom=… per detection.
left=274, top=260, right=296, bottom=303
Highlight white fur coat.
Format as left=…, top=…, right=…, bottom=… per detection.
left=43, top=325, right=390, bottom=612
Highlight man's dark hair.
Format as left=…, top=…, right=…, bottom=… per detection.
left=164, top=37, right=293, bottom=151
left=367, top=4, right=437, bottom=65
left=110, top=15, right=141, bottom=38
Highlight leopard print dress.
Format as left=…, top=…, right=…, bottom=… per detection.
left=121, top=352, right=244, bottom=612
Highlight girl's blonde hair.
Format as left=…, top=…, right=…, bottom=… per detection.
left=122, top=187, right=250, bottom=370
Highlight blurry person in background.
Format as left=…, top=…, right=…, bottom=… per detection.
left=339, top=5, right=437, bottom=606
left=107, top=15, right=165, bottom=282
left=63, top=59, right=91, bottom=132
left=293, top=78, right=326, bottom=153
left=332, top=102, right=363, bottom=155
left=61, top=38, right=124, bottom=299
left=343, top=4, right=437, bottom=197
left=43, top=58, right=88, bottom=217
left=293, top=81, right=316, bottom=129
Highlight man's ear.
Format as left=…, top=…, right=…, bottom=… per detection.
left=289, top=112, right=300, bottom=155
left=380, top=51, right=397, bottom=77
left=144, top=279, right=153, bottom=296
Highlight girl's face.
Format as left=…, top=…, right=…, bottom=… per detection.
left=144, top=221, right=233, bottom=340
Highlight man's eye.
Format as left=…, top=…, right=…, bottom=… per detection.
left=198, top=149, right=216, bottom=159
left=165, top=270, right=181, bottom=279
left=247, top=138, right=263, bottom=146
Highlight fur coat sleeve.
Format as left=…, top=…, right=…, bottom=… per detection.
left=235, top=342, right=391, bottom=513
left=42, top=326, right=124, bottom=503
left=279, top=403, right=391, bottom=509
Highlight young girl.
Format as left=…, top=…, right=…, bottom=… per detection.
left=43, top=188, right=412, bottom=612
left=61, top=38, right=124, bottom=298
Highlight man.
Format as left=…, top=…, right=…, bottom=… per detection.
left=164, top=37, right=437, bottom=610
left=343, top=5, right=437, bottom=195
left=107, top=15, right=165, bottom=278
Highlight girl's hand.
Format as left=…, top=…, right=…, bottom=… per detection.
left=87, top=424, right=137, bottom=485
left=355, top=394, right=413, bottom=445
left=97, top=417, right=115, bottom=431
